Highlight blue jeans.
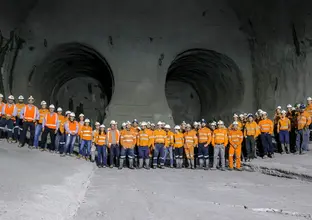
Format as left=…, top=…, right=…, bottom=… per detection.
left=138, top=146, right=149, bottom=159
left=164, top=146, right=174, bottom=166
left=153, top=143, right=165, bottom=166
left=120, top=147, right=134, bottom=159
left=296, top=129, right=308, bottom=153
left=55, top=132, right=65, bottom=152
left=279, top=130, right=290, bottom=144
left=97, top=145, right=107, bottom=166
left=109, top=144, right=120, bottom=166
left=34, top=124, right=42, bottom=148
left=260, top=133, right=274, bottom=155
left=63, top=134, right=77, bottom=154
left=80, top=140, right=92, bottom=157
left=0, top=118, right=14, bottom=138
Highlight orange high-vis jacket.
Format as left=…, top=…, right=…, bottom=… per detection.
left=297, top=112, right=311, bottom=130
left=303, top=111, right=311, bottom=126
left=166, top=130, right=174, bottom=147
left=212, top=129, right=228, bottom=146
left=197, top=127, right=212, bottom=144
left=228, top=129, right=243, bottom=147
left=228, top=121, right=243, bottom=131
left=137, top=129, right=153, bottom=147
left=93, top=129, right=99, bottom=143
left=258, top=119, right=274, bottom=134
left=305, top=103, right=312, bottom=116
left=120, top=130, right=136, bottom=148
left=106, top=129, right=120, bottom=145
left=277, top=117, right=291, bottom=132
left=59, top=115, right=66, bottom=133
left=16, top=103, right=25, bottom=118
left=0, top=102, right=4, bottom=116
left=94, top=131, right=106, bottom=146
left=152, top=129, right=167, bottom=147
left=244, top=121, right=260, bottom=138
left=80, top=125, right=93, bottom=141
left=130, top=126, right=140, bottom=136
left=78, top=121, right=84, bottom=135
left=39, top=108, right=49, bottom=124
left=184, top=131, right=198, bottom=148
left=173, top=132, right=184, bottom=148
left=45, top=113, right=58, bottom=129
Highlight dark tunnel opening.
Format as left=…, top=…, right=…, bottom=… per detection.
left=32, top=42, right=114, bottom=122
left=165, top=49, right=244, bottom=124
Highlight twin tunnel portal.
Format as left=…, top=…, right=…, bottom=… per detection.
left=29, top=43, right=244, bottom=123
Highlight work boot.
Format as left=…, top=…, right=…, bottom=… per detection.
left=77, top=155, right=81, bottom=159
left=204, top=159, right=209, bottom=170
left=281, top=144, right=285, bottom=154
left=138, top=158, right=143, bottom=169
left=190, top=159, right=195, bottom=169
left=118, top=159, right=124, bottom=169
left=145, top=159, right=150, bottom=170
left=7, top=137, right=13, bottom=144
left=199, top=159, right=204, bottom=169
left=153, top=164, right=157, bottom=169
left=187, top=159, right=191, bottom=169
left=285, top=144, right=290, bottom=154
left=129, top=159, right=134, bottom=169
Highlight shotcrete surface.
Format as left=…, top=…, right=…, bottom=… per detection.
left=0, top=142, right=311, bottom=220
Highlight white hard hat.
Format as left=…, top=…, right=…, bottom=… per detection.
left=233, top=114, right=238, bottom=118
left=174, top=125, right=181, bottom=130
left=0, top=94, right=3, bottom=98
left=18, top=95, right=24, bottom=100
left=287, top=104, right=292, bottom=108
left=95, top=122, right=100, bottom=126
left=157, top=121, right=162, bottom=125
left=28, top=96, right=34, bottom=100
left=147, top=121, right=151, bottom=125
left=100, top=124, right=105, bottom=128
left=79, top=114, right=84, bottom=117
left=122, top=122, right=126, bottom=127
left=164, top=124, right=171, bottom=129
left=84, top=119, right=90, bottom=123
left=181, top=121, right=186, bottom=125
left=151, top=123, right=155, bottom=126
left=57, top=107, right=62, bottom=112
left=211, top=121, right=217, bottom=126
left=70, top=112, right=75, bottom=117
left=281, top=110, right=287, bottom=114
left=193, top=122, right=198, bottom=126
left=233, top=121, right=238, bottom=125
left=141, top=121, right=147, bottom=126
left=307, top=97, right=312, bottom=101
left=126, top=121, right=131, bottom=125
left=40, top=100, right=46, bottom=105
left=257, top=109, right=263, bottom=112
left=8, top=95, right=14, bottom=100
left=49, top=104, right=55, bottom=109
left=239, top=114, right=244, bottom=118
left=255, top=112, right=259, bottom=116
left=186, top=124, right=191, bottom=128
left=292, top=107, right=296, bottom=111
left=161, top=121, right=166, bottom=125
left=110, top=120, right=117, bottom=125
left=65, top=111, right=71, bottom=115
left=262, top=111, right=267, bottom=115
left=217, top=120, right=224, bottom=125
left=137, top=127, right=141, bottom=131
left=276, top=106, right=282, bottom=109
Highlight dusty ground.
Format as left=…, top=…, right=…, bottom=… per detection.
left=0, top=141, right=311, bottom=220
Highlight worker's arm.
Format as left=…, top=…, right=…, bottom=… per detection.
left=277, top=120, right=280, bottom=133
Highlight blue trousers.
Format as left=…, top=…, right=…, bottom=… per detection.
left=80, top=139, right=92, bottom=157
left=120, top=147, right=134, bottom=159
left=109, top=144, right=120, bottom=166
left=0, top=118, right=14, bottom=138
left=34, top=124, right=42, bottom=148
left=138, top=146, right=149, bottom=159
left=153, top=143, right=165, bottom=166
left=279, top=130, right=290, bottom=144
left=260, top=133, right=274, bottom=155
left=55, top=132, right=65, bottom=152
left=198, top=143, right=209, bottom=159
left=164, top=146, right=174, bottom=166
left=296, top=129, right=308, bottom=152
left=97, top=145, right=107, bottom=166
left=63, top=134, right=76, bottom=154
left=174, top=147, right=184, bottom=158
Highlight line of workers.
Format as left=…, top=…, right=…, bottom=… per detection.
left=0, top=94, right=311, bottom=171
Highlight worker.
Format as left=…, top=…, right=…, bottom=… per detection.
left=61, top=112, right=79, bottom=157
left=1, top=95, right=17, bottom=143
left=180, top=121, right=186, bottom=133
left=277, top=110, right=291, bottom=154
left=130, top=119, right=140, bottom=168
left=183, top=123, right=197, bottom=169
left=0, top=94, right=5, bottom=131
left=286, top=104, right=296, bottom=152
left=119, top=122, right=136, bottom=169
left=77, top=113, right=85, bottom=143
left=274, top=106, right=282, bottom=152
left=173, top=125, right=184, bottom=168
left=197, top=119, right=212, bottom=169
left=14, top=95, right=25, bottom=141
left=239, top=114, right=245, bottom=124
left=33, top=100, right=49, bottom=149
left=164, top=124, right=174, bottom=168
left=106, top=120, right=120, bottom=168
left=40, top=105, right=59, bottom=152
left=150, top=123, right=155, bottom=131
left=55, top=108, right=65, bottom=153
left=306, top=97, right=312, bottom=143
left=244, top=114, right=259, bottom=161
left=152, top=121, right=167, bottom=169
left=228, top=121, right=244, bottom=171
left=137, top=121, right=152, bottom=169
left=229, top=114, right=243, bottom=130
left=94, top=124, right=107, bottom=168
left=18, top=96, right=39, bottom=149
left=296, top=104, right=311, bottom=154
left=211, top=120, right=228, bottom=171
left=258, top=112, right=274, bottom=158
left=79, top=119, right=93, bottom=160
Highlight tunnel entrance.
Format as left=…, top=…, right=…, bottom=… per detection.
left=165, top=49, right=244, bottom=124
left=33, top=42, right=114, bottom=122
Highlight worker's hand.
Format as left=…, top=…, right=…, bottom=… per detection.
left=54, top=130, right=58, bottom=134
left=204, top=143, right=208, bottom=147
left=42, top=128, right=45, bottom=132
left=33, top=120, right=36, bottom=123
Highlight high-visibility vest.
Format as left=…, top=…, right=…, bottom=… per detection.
left=24, top=105, right=37, bottom=122
left=137, top=130, right=151, bottom=146
left=16, top=103, right=25, bottom=118
left=107, top=130, right=120, bottom=144
left=184, top=132, right=197, bottom=148
left=228, top=129, right=243, bottom=146
left=80, top=126, right=92, bottom=141
left=95, top=132, right=106, bottom=146
left=45, top=113, right=58, bottom=129
left=197, top=127, right=212, bottom=144
left=4, top=104, right=17, bottom=118
left=278, top=118, right=291, bottom=131
left=173, top=132, right=184, bottom=148
left=39, top=108, right=49, bottom=124
left=153, top=129, right=167, bottom=144
left=258, top=119, right=273, bottom=134
left=212, top=129, right=228, bottom=146
left=120, top=130, right=136, bottom=148
left=66, top=121, right=78, bottom=134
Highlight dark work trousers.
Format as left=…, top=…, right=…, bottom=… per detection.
left=175, top=147, right=184, bottom=158
left=138, top=146, right=149, bottom=159
left=14, top=117, right=23, bottom=140
left=20, top=121, right=36, bottom=146
left=0, top=118, right=14, bottom=139
left=245, top=135, right=255, bottom=159
left=109, top=144, right=120, bottom=166
left=41, top=127, right=56, bottom=150
left=198, top=143, right=209, bottom=160
left=97, top=145, right=107, bottom=166
left=260, top=133, right=274, bottom=156
left=208, top=144, right=214, bottom=167
left=241, top=137, right=248, bottom=161
left=290, top=129, right=296, bottom=153
left=153, top=143, right=165, bottom=166
left=274, top=125, right=280, bottom=152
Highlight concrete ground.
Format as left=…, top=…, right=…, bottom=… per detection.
left=0, top=141, right=311, bottom=220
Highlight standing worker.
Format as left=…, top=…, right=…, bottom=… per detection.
left=34, top=101, right=49, bottom=149
left=228, top=121, right=244, bottom=171
left=55, top=108, right=65, bottom=153
left=61, top=112, right=79, bottom=157
left=164, top=124, right=174, bottom=168
left=14, top=95, right=25, bottom=142
left=197, top=119, right=212, bottom=169
left=94, top=124, right=107, bottom=168
left=173, top=125, right=184, bottom=168
left=152, top=121, right=167, bottom=169
left=258, top=112, right=274, bottom=158
left=79, top=119, right=93, bottom=160
left=211, top=120, right=228, bottom=171
left=40, top=105, right=59, bottom=152
left=106, top=120, right=120, bottom=168
left=244, top=114, right=259, bottom=161
left=296, top=104, right=310, bottom=154
left=119, top=122, right=136, bottom=169
left=1, top=95, right=17, bottom=143
left=183, top=124, right=197, bottom=169
left=277, top=110, right=291, bottom=154
left=137, top=121, right=152, bottom=169
left=0, top=94, right=5, bottom=139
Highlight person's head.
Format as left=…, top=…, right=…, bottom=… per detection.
left=40, top=100, right=46, bottom=108
left=164, top=124, right=171, bottom=131
left=133, top=119, right=138, bottom=127
left=100, top=124, right=105, bottom=132
left=126, top=122, right=131, bottom=130
left=276, top=106, right=281, bottom=114
left=300, top=104, right=306, bottom=113
left=0, top=94, right=3, bottom=102
left=248, top=114, right=254, bottom=122
left=201, top=119, right=206, bottom=128
left=141, top=121, right=147, bottom=130
left=95, top=122, right=100, bottom=130
left=197, top=123, right=202, bottom=129
left=7, top=95, right=14, bottom=104
left=217, top=120, right=224, bottom=129
left=161, top=122, right=166, bottom=129
left=84, top=118, right=90, bottom=126
left=28, top=96, right=35, bottom=104
left=146, top=122, right=151, bottom=129
left=287, top=104, right=292, bottom=112
left=151, top=123, right=155, bottom=130
left=174, top=125, right=181, bottom=133
left=193, top=122, right=198, bottom=129
left=281, top=110, right=286, bottom=117
left=232, top=121, right=238, bottom=130
left=157, top=121, right=162, bottom=129
left=239, top=114, right=244, bottom=121
left=69, top=112, right=75, bottom=121
left=65, top=111, right=71, bottom=118
left=110, top=120, right=117, bottom=129
left=307, top=97, right=312, bottom=105
left=233, top=114, right=238, bottom=121
left=210, top=121, right=216, bottom=130
left=18, top=95, right=24, bottom=103
left=185, top=124, right=191, bottom=131
left=57, top=108, right=63, bottom=115
left=181, top=121, right=186, bottom=130
left=262, top=112, right=268, bottom=119
left=79, top=114, right=84, bottom=121
left=49, top=104, right=55, bottom=113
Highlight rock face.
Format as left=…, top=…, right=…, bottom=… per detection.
left=1, top=0, right=312, bottom=124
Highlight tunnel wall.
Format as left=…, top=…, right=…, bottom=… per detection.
left=1, top=0, right=252, bottom=124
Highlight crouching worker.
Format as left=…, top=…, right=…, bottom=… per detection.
left=95, top=124, right=107, bottom=168
left=184, top=124, right=198, bottom=169
left=211, top=120, right=228, bottom=171
left=119, top=122, right=136, bottom=169
left=173, top=125, right=184, bottom=168
left=137, top=121, right=152, bottom=169
left=79, top=119, right=93, bottom=161
left=40, top=105, right=59, bottom=152
left=61, top=113, right=78, bottom=157
left=228, top=121, right=243, bottom=171
left=1, top=95, right=17, bottom=143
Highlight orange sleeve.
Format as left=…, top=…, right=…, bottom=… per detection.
left=243, top=126, right=247, bottom=137
left=270, top=120, right=274, bottom=134
left=277, top=120, right=280, bottom=133
left=239, top=131, right=244, bottom=145
left=164, top=131, right=168, bottom=147
left=228, top=132, right=234, bottom=146
left=133, top=132, right=137, bottom=146
left=194, top=133, right=198, bottom=146
left=224, top=130, right=228, bottom=146
left=207, top=130, right=212, bottom=144
left=211, top=132, right=215, bottom=146
left=288, top=119, right=291, bottom=131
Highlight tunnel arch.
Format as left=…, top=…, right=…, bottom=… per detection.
left=32, top=42, right=114, bottom=122
left=165, top=48, right=244, bottom=124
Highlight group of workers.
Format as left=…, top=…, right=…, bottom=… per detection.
left=0, top=93, right=311, bottom=171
